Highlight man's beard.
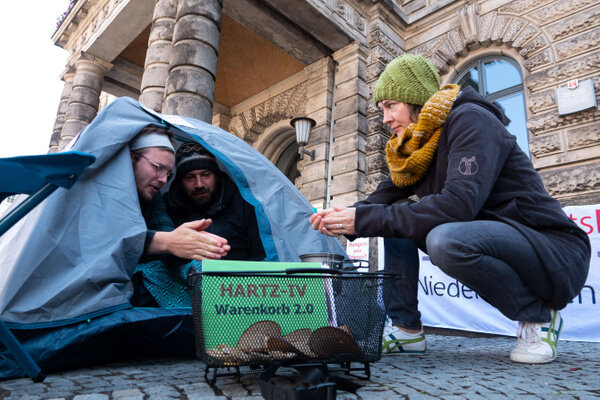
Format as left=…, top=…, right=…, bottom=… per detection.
left=186, top=187, right=214, bottom=208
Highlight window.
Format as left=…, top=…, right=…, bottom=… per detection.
left=454, top=57, right=529, bottom=155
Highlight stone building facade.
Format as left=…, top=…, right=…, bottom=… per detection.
left=51, top=0, right=600, bottom=259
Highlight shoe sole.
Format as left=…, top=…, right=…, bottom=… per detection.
left=510, top=352, right=554, bottom=364
left=382, top=341, right=426, bottom=354
left=384, top=350, right=427, bottom=355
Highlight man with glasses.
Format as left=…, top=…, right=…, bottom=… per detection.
left=129, top=129, right=263, bottom=307
left=129, top=125, right=230, bottom=264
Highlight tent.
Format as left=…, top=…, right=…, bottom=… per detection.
left=0, top=97, right=346, bottom=380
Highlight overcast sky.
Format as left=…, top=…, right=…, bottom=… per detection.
left=0, top=1, right=71, bottom=157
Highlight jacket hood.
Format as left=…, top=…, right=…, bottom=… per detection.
left=452, top=86, right=509, bottom=125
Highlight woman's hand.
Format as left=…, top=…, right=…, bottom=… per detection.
left=309, top=207, right=356, bottom=237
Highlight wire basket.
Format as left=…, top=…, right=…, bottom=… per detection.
left=187, top=267, right=399, bottom=368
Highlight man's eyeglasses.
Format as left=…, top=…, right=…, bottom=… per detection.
left=138, top=153, right=173, bottom=180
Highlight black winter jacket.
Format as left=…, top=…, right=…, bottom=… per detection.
left=354, top=86, right=590, bottom=310
left=165, top=172, right=266, bottom=261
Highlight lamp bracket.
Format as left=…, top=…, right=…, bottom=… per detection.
left=299, top=145, right=315, bottom=161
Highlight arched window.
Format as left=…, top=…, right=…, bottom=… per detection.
left=253, top=121, right=300, bottom=184
left=453, top=56, right=529, bottom=155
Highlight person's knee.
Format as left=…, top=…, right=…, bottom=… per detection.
left=426, top=224, right=459, bottom=267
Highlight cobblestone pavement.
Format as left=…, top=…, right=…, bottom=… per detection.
left=2, top=334, right=599, bottom=399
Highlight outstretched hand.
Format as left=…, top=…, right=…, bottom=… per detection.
left=309, top=206, right=356, bottom=237
left=150, top=219, right=230, bottom=260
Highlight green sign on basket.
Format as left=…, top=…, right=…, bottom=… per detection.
left=201, top=260, right=332, bottom=350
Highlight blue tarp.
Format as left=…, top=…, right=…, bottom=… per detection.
left=0, top=152, right=95, bottom=197
left=0, top=97, right=345, bottom=379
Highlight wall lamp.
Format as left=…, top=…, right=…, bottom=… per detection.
left=290, top=117, right=316, bottom=160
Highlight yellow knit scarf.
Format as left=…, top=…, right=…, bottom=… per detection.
left=386, top=84, right=460, bottom=187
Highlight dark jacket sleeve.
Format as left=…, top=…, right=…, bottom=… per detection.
left=141, top=192, right=176, bottom=261
left=354, top=104, right=513, bottom=241
left=143, top=231, right=156, bottom=256
left=344, top=176, right=413, bottom=242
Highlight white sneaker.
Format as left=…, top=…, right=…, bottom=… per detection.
left=382, top=316, right=426, bottom=354
left=510, top=310, right=563, bottom=364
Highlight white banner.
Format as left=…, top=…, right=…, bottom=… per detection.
left=413, top=204, right=599, bottom=342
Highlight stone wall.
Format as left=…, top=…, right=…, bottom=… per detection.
left=366, top=0, right=600, bottom=205
left=50, top=0, right=599, bottom=206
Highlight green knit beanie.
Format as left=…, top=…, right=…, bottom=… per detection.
left=373, top=54, right=441, bottom=106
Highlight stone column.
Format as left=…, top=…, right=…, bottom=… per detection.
left=163, top=0, right=222, bottom=121
left=329, top=42, right=369, bottom=206
left=59, top=53, right=112, bottom=150
left=139, top=0, right=178, bottom=112
left=48, top=70, right=75, bottom=153
left=331, top=42, right=379, bottom=269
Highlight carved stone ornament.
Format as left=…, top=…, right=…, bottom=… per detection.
left=545, top=5, right=600, bottom=42
left=519, top=35, right=549, bottom=59
left=567, top=125, right=600, bottom=150
left=478, top=12, right=496, bottom=46
left=498, top=0, right=554, bottom=18
left=530, top=133, right=562, bottom=157
left=364, top=64, right=381, bottom=88
left=403, top=11, right=551, bottom=75
left=554, top=27, right=600, bottom=61
left=366, top=152, right=388, bottom=174
left=69, top=0, right=125, bottom=58
left=423, top=8, right=564, bottom=76
left=540, top=162, right=600, bottom=196
left=312, top=0, right=367, bottom=36
left=368, top=29, right=402, bottom=59
left=457, top=2, right=480, bottom=45
left=525, top=51, right=600, bottom=91
left=527, top=107, right=599, bottom=135
left=523, top=49, right=553, bottom=72
left=528, top=0, right=598, bottom=28
left=528, top=89, right=556, bottom=113
left=365, top=128, right=389, bottom=152
left=511, top=25, right=539, bottom=50
left=228, top=83, right=308, bottom=143
left=436, top=40, right=458, bottom=65
left=410, top=36, right=445, bottom=60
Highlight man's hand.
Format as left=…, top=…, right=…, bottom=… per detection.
left=309, top=206, right=356, bottom=237
left=149, top=219, right=230, bottom=260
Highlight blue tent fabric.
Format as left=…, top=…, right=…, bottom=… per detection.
left=0, top=151, right=96, bottom=382
left=0, top=152, right=95, bottom=197
left=0, top=97, right=346, bottom=379
left=1, top=308, right=195, bottom=380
